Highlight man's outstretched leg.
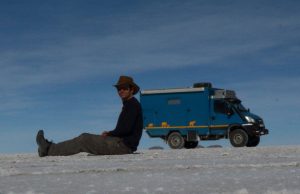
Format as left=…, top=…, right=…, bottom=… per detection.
left=36, top=130, right=132, bottom=157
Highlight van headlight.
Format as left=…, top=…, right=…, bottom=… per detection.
left=245, top=116, right=256, bottom=123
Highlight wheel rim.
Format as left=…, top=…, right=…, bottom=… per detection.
left=171, top=136, right=181, bottom=147
left=233, top=134, right=244, bottom=145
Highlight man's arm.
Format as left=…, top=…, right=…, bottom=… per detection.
left=108, top=103, right=138, bottom=137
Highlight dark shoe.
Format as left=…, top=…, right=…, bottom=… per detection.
left=36, top=130, right=52, bottom=157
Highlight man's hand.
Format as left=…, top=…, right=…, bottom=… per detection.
left=101, top=131, right=109, bottom=137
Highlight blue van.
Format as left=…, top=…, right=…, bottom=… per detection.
left=140, top=83, right=269, bottom=149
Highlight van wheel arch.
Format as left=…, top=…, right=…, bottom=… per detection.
left=227, top=125, right=245, bottom=137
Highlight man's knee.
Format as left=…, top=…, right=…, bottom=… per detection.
left=78, top=133, right=91, bottom=142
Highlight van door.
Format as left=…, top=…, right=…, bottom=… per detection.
left=209, top=100, right=239, bottom=135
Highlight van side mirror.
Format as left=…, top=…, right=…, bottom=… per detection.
left=227, top=108, right=234, bottom=116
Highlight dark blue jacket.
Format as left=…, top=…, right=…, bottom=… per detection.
left=108, top=97, right=143, bottom=152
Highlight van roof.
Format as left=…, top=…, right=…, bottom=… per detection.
left=141, top=87, right=205, bottom=95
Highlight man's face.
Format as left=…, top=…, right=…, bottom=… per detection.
left=117, top=84, right=134, bottom=101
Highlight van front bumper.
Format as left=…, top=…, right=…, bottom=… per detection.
left=242, top=123, right=269, bottom=136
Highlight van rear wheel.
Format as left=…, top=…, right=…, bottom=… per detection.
left=167, top=132, right=184, bottom=149
left=184, top=141, right=198, bottom=149
left=229, top=129, right=248, bottom=147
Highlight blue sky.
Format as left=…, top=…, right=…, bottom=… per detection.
left=0, top=0, right=299, bottom=153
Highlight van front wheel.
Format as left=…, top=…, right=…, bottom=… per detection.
left=229, top=129, right=248, bottom=147
left=247, top=136, right=260, bottom=147
left=167, top=132, right=184, bottom=149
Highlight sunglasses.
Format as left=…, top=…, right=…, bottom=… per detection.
left=117, top=84, right=131, bottom=91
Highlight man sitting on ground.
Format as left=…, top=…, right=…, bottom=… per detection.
left=36, top=75, right=143, bottom=157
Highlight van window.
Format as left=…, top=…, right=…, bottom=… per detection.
left=168, top=98, right=181, bottom=105
left=214, top=101, right=228, bottom=114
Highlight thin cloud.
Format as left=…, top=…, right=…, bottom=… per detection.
left=0, top=0, right=299, bottom=118
left=1, top=1, right=299, bottom=92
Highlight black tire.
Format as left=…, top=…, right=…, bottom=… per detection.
left=184, top=141, right=199, bottom=149
left=247, top=136, right=260, bottom=147
left=229, top=129, right=249, bottom=147
left=167, top=132, right=184, bottom=149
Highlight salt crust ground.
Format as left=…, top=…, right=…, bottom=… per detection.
left=0, top=146, right=299, bottom=194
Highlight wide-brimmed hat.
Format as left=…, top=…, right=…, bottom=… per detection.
left=114, top=75, right=140, bottom=95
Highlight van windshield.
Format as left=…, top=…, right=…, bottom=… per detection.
left=226, top=99, right=248, bottom=112
left=233, top=102, right=248, bottom=112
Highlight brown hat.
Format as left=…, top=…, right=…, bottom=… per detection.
left=114, top=75, right=140, bottom=95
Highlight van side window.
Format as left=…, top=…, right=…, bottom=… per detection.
left=214, top=101, right=227, bottom=114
